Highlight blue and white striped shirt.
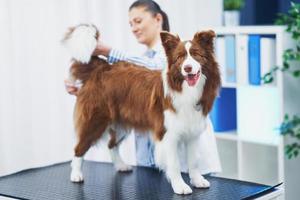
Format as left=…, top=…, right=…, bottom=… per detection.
left=107, top=43, right=167, bottom=70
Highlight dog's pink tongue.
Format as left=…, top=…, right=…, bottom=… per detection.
left=185, top=75, right=198, bottom=86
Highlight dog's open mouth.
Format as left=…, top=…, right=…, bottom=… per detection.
left=184, top=70, right=200, bottom=86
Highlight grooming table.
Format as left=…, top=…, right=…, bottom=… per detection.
left=0, top=161, right=282, bottom=200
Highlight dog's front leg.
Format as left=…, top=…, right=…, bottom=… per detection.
left=187, top=136, right=210, bottom=188
left=158, top=133, right=192, bottom=195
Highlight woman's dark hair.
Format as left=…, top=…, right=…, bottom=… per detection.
left=129, top=0, right=170, bottom=31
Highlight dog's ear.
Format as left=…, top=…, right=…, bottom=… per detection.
left=160, top=31, right=180, bottom=55
left=160, top=31, right=180, bottom=66
left=192, top=30, right=216, bottom=51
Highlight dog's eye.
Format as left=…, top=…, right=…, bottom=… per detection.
left=174, top=54, right=185, bottom=61
left=191, top=51, right=206, bottom=59
left=175, top=56, right=181, bottom=61
left=191, top=52, right=199, bottom=57
left=190, top=50, right=201, bottom=57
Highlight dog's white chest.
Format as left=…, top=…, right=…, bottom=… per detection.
left=164, top=107, right=207, bottom=138
left=164, top=80, right=207, bottom=138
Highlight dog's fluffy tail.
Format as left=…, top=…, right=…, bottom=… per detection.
left=62, top=24, right=99, bottom=64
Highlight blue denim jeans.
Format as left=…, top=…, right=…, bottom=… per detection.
left=135, top=133, right=156, bottom=168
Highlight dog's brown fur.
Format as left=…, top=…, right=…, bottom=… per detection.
left=68, top=31, right=220, bottom=157
left=72, top=60, right=169, bottom=156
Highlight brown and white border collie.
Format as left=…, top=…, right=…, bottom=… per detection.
left=62, top=24, right=220, bottom=195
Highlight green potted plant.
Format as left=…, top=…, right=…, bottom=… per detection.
left=223, top=0, right=245, bottom=26
left=262, top=2, right=300, bottom=159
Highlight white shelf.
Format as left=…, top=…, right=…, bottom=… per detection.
left=240, top=141, right=279, bottom=185
left=222, top=83, right=277, bottom=88
left=239, top=136, right=282, bottom=147
left=215, top=131, right=281, bottom=146
left=215, top=131, right=237, bottom=141
left=211, top=25, right=300, bottom=200
left=203, top=25, right=286, bottom=35
left=222, top=83, right=237, bottom=88
left=216, top=139, right=238, bottom=179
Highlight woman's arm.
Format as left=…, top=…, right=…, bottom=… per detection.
left=93, top=40, right=166, bottom=70
left=107, top=49, right=166, bottom=70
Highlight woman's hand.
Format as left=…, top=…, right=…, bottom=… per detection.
left=92, top=41, right=112, bottom=57
left=64, top=79, right=79, bottom=96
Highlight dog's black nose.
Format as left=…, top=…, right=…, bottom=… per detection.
left=184, top=65, right=192, bottom=73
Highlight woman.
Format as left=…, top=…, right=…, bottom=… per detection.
left=66, top=0, right=221, bottom=174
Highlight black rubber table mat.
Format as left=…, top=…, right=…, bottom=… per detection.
left=0, top=161, right=277, bottom=200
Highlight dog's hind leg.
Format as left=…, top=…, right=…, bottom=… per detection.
left=70, top=156, right=84, bottom=182
left=108, top=127, right=132, bottom=172
left=71, top=115, right=110, bottom=182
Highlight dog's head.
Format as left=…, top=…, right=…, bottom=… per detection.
left=160, top=30, right=216, bottom=88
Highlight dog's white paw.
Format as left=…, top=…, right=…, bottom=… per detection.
left=171, top=180, right=193, bottom=195
left=70, top=169, right=84, bottom=182
left=115, top=163, right=133, bottom=172
left=190, top=177, right=210, bottom=188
